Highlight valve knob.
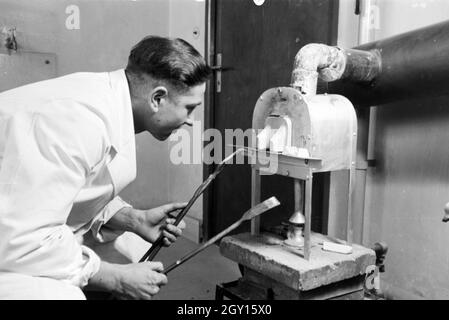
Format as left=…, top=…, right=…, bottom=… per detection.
left=442, top=202, right=449, bottom=222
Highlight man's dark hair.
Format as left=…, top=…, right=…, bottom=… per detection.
left=126, top=36, right=211, bottom=91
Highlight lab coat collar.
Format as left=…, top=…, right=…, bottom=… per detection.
left=107, top=69, right=134, bottom=150
left=106, top=69, right=137, bottom=196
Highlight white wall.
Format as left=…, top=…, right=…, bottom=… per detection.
left=337, top=0, right=449, bottom=299
left=337, top=0, right=360, bottom=47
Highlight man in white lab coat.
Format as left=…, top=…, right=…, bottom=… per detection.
left=0, top=36, right=211, bottom=300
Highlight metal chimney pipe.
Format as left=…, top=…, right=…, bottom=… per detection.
left=325, top=20, right=449, bottom=107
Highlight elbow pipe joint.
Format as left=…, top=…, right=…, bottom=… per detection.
left=291, top=43, right=381, bottom=96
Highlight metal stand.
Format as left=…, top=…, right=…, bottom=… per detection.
left=248, top=148, right=355, bottom=261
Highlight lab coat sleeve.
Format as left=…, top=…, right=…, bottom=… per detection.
left=0, top=102, right=108, bottom=288
left=90, top=196, right=133, bottom=243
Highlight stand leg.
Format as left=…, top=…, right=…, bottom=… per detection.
left=347, top=168, right=355, bottom=245
left=251, top=168, right=261, bottom=235
left=304, top=173, right=313, bottom=260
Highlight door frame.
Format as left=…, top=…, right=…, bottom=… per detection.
left=202, top=0, right=217, bottom=241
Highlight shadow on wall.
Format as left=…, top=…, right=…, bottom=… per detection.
left=372, top=94, right=449, bottom=184
left=366, top=92, right=449, bottom=299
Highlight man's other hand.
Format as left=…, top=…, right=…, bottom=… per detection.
left=88, top=261, right=167, bottom=300
left=105, top=203, right=187, bottom=246
left=134, top=203, right=187, bottom=246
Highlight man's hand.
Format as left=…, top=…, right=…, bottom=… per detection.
left=106, top=203, right=187, bottom=247
left=88, top=261, right=168, bottom=300
left=114, top=262, right=167, bottom=300
left=133, top=203, right=187, bottom=246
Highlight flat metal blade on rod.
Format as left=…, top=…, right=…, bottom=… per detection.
left=163, top=197, right=280, bottom=274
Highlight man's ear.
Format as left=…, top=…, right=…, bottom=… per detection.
left=149, top=86, right=168, bottom=113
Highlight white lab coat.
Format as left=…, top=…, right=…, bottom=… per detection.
left=0, top=69, right=137, bottom=299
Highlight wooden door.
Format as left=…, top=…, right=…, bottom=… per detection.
left=204, top=0, right=339, bottom=239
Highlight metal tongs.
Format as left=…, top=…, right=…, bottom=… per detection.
left=139, top=148, right=245, bottom=263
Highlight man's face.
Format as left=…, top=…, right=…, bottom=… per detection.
left=150, top=83, right=206, bottom=140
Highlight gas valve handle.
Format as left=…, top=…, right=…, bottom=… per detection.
left=442, top=202, right=449, bottom=222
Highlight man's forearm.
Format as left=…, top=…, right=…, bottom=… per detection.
left=86, top=261, right=122, bottom=293
left=104, top=206, right=141, bottom=233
